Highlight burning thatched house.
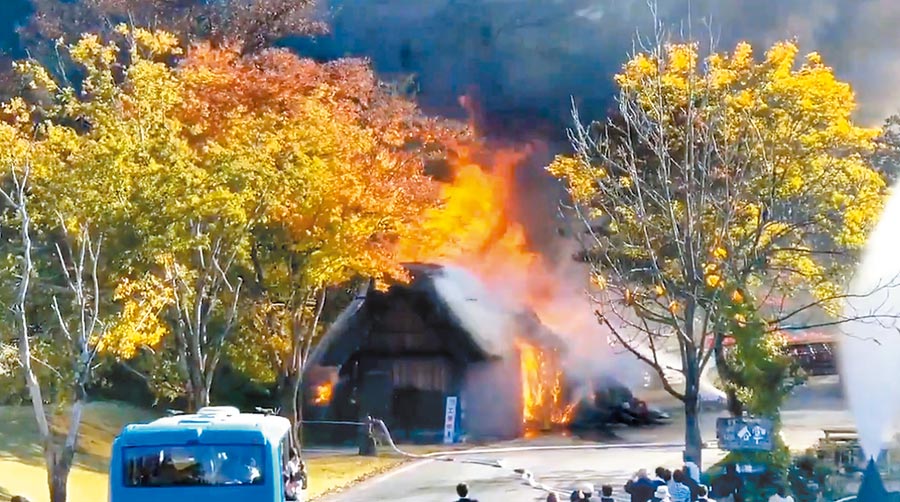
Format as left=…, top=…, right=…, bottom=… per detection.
left=303, top=263, right=569, bottom=442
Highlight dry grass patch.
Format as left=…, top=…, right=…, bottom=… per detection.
left=0, top=402, right=157, bottom=502
left=306, top=455, right=407, bottom=500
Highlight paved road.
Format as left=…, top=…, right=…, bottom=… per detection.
left=322, top=446, right=726, bottom=502
left=321, top=376, right=874, bottom=502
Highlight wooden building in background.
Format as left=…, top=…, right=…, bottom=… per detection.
left=304, top=263, right=564, bottom=442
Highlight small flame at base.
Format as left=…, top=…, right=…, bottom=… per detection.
left=312, top=382, right=333, bottom=406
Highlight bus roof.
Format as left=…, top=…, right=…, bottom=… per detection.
left=116, top=406, right=292, bottom=447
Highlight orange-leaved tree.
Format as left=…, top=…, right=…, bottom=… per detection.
left=174, top=43, right=464, bottom=427
left=95, top=39, right=464, bottom=420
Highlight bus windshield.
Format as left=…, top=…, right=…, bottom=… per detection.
left=123, top=445, right=265, bottom=487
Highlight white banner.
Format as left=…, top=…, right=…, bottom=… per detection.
left=443, top=396, right=458, bottom=444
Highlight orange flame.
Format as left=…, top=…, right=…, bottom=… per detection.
left=312, top=382, right=333, bottom=406
left=517, top=340, right=573, bottom=427
left=399, top=134, right=581, bottom=428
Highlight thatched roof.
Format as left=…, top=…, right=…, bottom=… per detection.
left=307, top=263, right=565, bottom=368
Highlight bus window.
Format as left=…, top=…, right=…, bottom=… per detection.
left=123, top=445, right=265, bottom=487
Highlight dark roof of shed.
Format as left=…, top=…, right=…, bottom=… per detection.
left=306, top=263, right=565, bottom=368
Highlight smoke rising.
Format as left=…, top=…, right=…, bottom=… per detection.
left=297, top=0, right=900, bottom=131
left=840, top=185, right=900, bottom=460
left=297, top=0, right=900, bottom=409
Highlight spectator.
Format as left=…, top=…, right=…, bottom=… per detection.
left=654, top=485, right=672, bottom=502
left=601, top=484, right=615, bottom=502
left=684, top=462, right=701, bottom=483
left=456, top=482, right=478, bottom=502
left=653, top=468, right=669, bottom=488
left=711, top=464, right=743, bottom=502
left=547, top=493, right=560, bottom=502
left=579, top=482, right=595, bottom=499
left=625, top=469, right=657, bottom=502
left=572, top=490, right=588, bottom=501
left=697, top=485, right=712, bottom=502
left=768, top=486, right=794, bottom=502
left=680, top=465, right=702, bottom=501
left=669, top=470, right=692, bottom=502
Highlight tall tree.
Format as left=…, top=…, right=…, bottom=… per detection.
left=0, top=116, right=110, bottom=502
left=175, top=43, right=461, bottom=428
left=549, top=37, right=888, bottom=466
left=13, top=30, right=458, bottom=413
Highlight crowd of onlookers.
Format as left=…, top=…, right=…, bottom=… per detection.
left=620, top=464, right=735, bottom=502
left=453, top=462, right=803, bottom=502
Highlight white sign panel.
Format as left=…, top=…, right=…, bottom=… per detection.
left=443, top=396, right=458, bottom=444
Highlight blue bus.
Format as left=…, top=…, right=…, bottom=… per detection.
left=109, top=406, right=305, bottom=502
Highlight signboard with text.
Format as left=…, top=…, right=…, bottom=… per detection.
left=717, top=417, right=774, bottom=451
left=443, top=396, right=458, bottom=444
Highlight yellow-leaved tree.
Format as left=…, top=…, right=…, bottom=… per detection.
left=173, top=44, right=461, bottom=428
left=16, top=29, right=459, bottom=424
left=549, top=37, right=887, bottom=466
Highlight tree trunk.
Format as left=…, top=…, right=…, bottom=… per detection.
left=714, top=333, right=746, bottom=417
left=276, top=371, right=306, bottom=447
left=192, top=382, right=210, bottom=411
left=48, top=458, right=72, bottom=502
left=725, top=389, right=744, bottom=417
left=684, top=392, right=703, bottom=468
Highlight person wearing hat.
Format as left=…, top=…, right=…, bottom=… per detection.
left=578, top=482, right=595, bottom=499
left=653, top=485, right=672, bottom=502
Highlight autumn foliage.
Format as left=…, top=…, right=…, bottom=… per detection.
left=3, top=28, right=461, bottom=406
left=549, top=40, right=887, bottom=464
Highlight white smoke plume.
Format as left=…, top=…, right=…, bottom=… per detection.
left=840, top=185, right=900, bottom=460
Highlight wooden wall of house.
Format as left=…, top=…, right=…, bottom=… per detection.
left=351, top=290, right=471, bottom=440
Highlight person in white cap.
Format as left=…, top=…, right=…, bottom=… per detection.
left=654, top=485, right=672, bottom=502
left=578, top=482, right=595, bottom=499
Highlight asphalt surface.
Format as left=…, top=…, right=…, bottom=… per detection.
left=321, top=376, right=870, bottom=502
left=322, top=446, right=725, bottom=502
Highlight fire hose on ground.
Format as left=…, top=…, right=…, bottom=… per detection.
left=300, top=418, right=610, bottom=498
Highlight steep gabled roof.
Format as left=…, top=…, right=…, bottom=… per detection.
left=307, top=263, right=564, bottom=368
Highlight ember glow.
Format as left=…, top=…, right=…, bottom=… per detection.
left=312, top=382, right=333, bottom=406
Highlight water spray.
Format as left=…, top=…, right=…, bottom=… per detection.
left=841, top=186, right=900, bottom=502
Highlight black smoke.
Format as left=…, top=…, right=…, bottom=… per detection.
left=286, top=0, right=900, bottom=256
left=291, top=0, right=900, bottom=137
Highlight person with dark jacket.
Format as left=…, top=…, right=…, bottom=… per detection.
left=455, top=482, right=478, bottom=502
left=626, top=469, right=657, bottom=502
left=680, top=466, right=702, bottom=501
left=711, top=464, right=743, bottom=502
left=697, top=485, right=712, bottom=502
left=653, top=468, right=669, bottom=488
left=601, top=484, right=616, bottom=502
